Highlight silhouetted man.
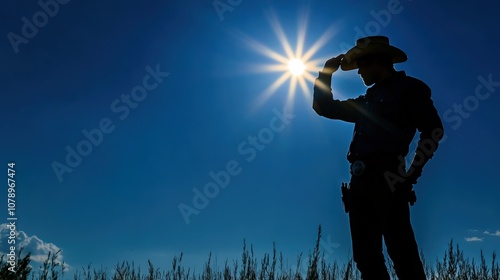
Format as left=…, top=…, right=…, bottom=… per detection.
left=313, top=36, right=444, bottom=280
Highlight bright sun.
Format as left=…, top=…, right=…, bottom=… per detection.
left=237, top=9, right=337, bottom=111
left=288, top=58, right=305, bottom=76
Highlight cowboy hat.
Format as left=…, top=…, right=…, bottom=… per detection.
left=340, top=36, right=407, bottom=71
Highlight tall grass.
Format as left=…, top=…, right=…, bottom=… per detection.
left=1, top=226, right=499, bottom=280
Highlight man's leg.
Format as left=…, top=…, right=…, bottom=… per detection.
left=349, top=189, right=390, bottom=280
left=383, top=198, right=426, bottom=280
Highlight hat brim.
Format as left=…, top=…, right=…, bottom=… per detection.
left=340, top=45, right=407, bottom=71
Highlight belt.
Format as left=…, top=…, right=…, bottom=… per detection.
left=350, top=157, right=401, bottom=177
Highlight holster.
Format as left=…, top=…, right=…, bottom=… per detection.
left=341, top=182, right=351, bottom=213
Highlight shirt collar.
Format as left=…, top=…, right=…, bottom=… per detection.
left=367, top=70, right=405, bottom=91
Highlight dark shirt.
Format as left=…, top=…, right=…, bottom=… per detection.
left=313, top=71, right=444, bottom=164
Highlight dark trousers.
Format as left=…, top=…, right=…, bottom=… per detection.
left=348, top=172, right=426, bottom=280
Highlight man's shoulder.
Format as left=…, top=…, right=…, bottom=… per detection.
left=402, top=75, right=430, bottom=88
left=396, top=72, right=431, bottom=97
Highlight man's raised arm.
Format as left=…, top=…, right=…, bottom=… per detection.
left=313, top=55, right=360, bottom=122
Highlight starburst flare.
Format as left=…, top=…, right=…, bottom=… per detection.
left=241, top=9, right=338, bottom=111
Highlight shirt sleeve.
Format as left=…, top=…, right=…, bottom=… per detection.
left=407, top=78, right=444, bottom=178
left=312, top=71, right=363, bottom=123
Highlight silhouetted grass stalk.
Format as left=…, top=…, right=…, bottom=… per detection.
left=1, top=226, right=498, bottom=279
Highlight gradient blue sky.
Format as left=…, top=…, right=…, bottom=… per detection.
left=1, top=0, right=499, bottom=277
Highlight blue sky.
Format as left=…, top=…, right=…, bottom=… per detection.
left=1, top=0, right=499, bottom=277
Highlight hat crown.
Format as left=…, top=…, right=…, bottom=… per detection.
left=341, top=35, right=407, bottom=71
left=356, top=36, right=390, bottom=47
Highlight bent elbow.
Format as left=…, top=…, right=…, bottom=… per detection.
left=312, top=101, right=324, bottom=116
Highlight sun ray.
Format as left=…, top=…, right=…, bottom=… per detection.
left=295, top=9, right=309, bottom=59
left=298, top=76, right=310, bottom=97
left=253, top=71, right=292, bottom=111
left=236, top=31, right=290, bottom=64
left=303, top=71, right=318, bottom=84
left=267, top=10, right=296, bottom=60
left=286, top=75, right=298, bottom=109
left=302, top=25, right=337, bottom=62
left=306, top=58, right=332, bottom=72
left=299, top=77, right=311, bottom=107
left=249, top=63, right=290, bottom=73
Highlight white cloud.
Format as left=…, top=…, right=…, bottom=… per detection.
left=464, top=237, right=484, bottom=242
left=0, top=223, right=68, bottom=270
left=484, top=230, right=500, bottom=236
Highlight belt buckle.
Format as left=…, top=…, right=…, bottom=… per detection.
left=351, top=160, right=366, bottom=176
